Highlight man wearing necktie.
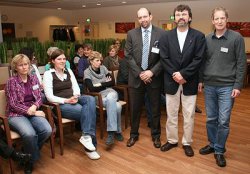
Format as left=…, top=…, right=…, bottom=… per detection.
left=125, top=7, right=164, bottom=148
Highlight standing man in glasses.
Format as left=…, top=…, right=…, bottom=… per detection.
left=125, top=7, right=164, bottom=148
left=159, top=4, right=205, bottom=157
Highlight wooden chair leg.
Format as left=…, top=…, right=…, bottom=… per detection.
left=99, top=108, right=104, bottom=139
left=9, top=159, right=14, bottom=174
left=70, top=123, right=75, bottom=134
left=59, top=126, right=64, bottom=156
left=50, top=131, right=55, bottom=159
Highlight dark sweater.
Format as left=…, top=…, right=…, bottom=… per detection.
left=52, top=70, right=73, bottom=98
left=201, top=29, right=247, bottom=89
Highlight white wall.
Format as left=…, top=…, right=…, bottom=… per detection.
left=0, top=0, right=250, bottom=50
left=0, top=6, right=74, bottom=42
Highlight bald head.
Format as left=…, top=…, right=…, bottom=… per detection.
left=137, top=8, right=151, bottom=17
left=137, top=8, right=152, bottom=29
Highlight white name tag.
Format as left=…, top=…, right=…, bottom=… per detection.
left=220, top=47, right=228, bottom=53
left=151, top=47, right=159, bottom=54
left=32, top=84, right=39, bottom=90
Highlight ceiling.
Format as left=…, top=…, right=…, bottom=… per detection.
left=0, top=0, right=203, bottom=10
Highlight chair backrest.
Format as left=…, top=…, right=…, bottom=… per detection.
left=0, top=64, right=11, bottom=89
left=0, top=90, right=6, bottom=116
left=38, top=65, right=46, bottom=75
left=112, top=70, right=119, bottom=85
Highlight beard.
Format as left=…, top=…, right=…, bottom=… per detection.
left=176, top=19, right=189, bottom=27
left=140, top=21, right=150, bottom=29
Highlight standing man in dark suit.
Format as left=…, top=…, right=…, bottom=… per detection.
left=125, top=8, right=164, bottom=148
left=159, top=4, right=206, bottom=157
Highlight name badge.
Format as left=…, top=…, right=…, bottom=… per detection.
left=32, top=84, right=39, bottom=90
left=220, top=47, right=228, bottom=53
left=151, top=47, right=159, bottom=54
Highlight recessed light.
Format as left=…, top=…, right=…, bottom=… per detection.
left=122, top=1, right=127, bottom=4
left=97, top=2, right=101, bottom=6
left=82, top=5, right=86, bottom=8
left=57, top=7, right=61, bottom=10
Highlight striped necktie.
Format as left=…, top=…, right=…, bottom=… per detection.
left=141, top=29, right=150, bottom=70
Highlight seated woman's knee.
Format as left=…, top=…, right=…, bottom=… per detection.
left=106, top=92, right=118, bottom=101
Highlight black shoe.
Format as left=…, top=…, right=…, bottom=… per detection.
left=214, top=154, right=226, bottom=167
left=199, top=145, right=215, bottom=155
left=195, top=106, right=202, bottom=113
left=183, top=145, right=194, bottom=157
left=127, top=137, right=138, bottom=147
left=12, top=152, right=31, bottom=163
left=152, top=137, right=161, bottom=148
left=105, top=133, right=115, bottom=146
left=160, top=142, right=178, bottom=152
left=24, top=162, right=33, bottom=174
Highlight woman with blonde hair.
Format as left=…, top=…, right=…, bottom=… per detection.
left=103, top=44, right=122, bottom=71
left=5, top=54, right=52, bottom=173
left=84, top=51, right=123, bottom=146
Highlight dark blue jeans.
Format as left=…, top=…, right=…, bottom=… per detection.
left=59, top=95, right=97, bottom=137
left=8, top=116, right=52, bottom=162
left=204, top=85, right=234, bottom=154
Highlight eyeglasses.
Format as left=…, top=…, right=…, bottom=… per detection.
left=115, top=42, right=121, bottom=44
left=175, top=13, right=188, bottom=18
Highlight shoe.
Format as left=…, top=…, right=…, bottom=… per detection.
left=127, top=137, right=138, bottom=147
left=85, top=151, right=100, bottom=160
left=105, top=134, right=115, bottom=145
left=153, top=137, right=161, bottom=148
left=24, top=162, right=33, bottom=174
left=195, top=106, right=202, bottom=113
left=160, top=142, right=178, bottom=152
left=183, top=145, right=194, bottom=157
left=214, top=154, right=226, bottom=167
left=79, top=135, right=96, bottom=151
left=115, top=133, right=124, bottom=141
left=12, top=152, right=31, bottom=163
left=199, top=145, right=215, bottom=155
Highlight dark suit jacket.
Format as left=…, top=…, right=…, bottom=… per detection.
left=159, top=28, right=206, bottom=95
left=125, top=26, right=164, bottom=88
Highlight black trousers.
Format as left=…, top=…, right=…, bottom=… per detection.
left=0, top=128, right=14, bottom=159
left=129, top=83, right=161, bottom=139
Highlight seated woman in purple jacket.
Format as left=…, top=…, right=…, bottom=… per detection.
left=5, top=54, right=52, bottom=174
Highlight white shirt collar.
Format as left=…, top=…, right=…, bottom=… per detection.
left=141, top=25, right=152, bottom=33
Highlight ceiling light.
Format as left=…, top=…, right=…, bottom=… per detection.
left=57, top=8, right=61, bottom=10
left=97, top=2, right=101, bottom=6
left=82, top=5, right=86, bottom=7
left=122, top=1, right=127, bottom=4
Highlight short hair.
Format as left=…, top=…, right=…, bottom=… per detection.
left=75, top=44, right=83, bottom=52
left=83, top=43, right=93, bottom=50
left=173, top=4, right=192, bottom=19
left=47, top=47, right=59, bottom=57
left=108, top=45, right=118, bottom=53
left=113, top=39, right=121, bottom=45
left=19, top=47, right=34, bottom=61
left=211, top=7, right=229, bottom=20
left=88, top=51, right=103, bottom=63
left=11, top=54, right=30, bottom=75
left=50, top=49, right=65, bottom=68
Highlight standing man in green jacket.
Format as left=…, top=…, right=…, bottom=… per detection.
left=199, top=7, right=247, bottom=167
